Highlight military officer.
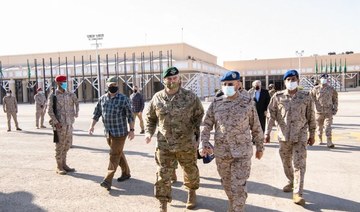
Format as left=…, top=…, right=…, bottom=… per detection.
left=3, top=90, right=22, bottom=132
left=200, top=71, right=264, bottom=212
left=145, top=67, right=204, bottom=212
left=34, top=87, right=47, bottom=129
left=310, top=74, right=338, bottom=148
left=268, top=84, right=276, bottom=97
left=48, top=75, right=79, bottom=175
left=265, top=70, right=316, bottom=206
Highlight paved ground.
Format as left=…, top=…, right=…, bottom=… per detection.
left=1, top=90, right=360, bottom=212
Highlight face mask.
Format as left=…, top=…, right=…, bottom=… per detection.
left=255, top=86, right=260, bottom=90
left=134, top=89, right=138, bottom=93
left=285, top=81, right=298, bottom=91
left=165, top=82, right=180, bottom=90
left=222, top=86, right=236, bottom=97
left=108, top=86, right=118, bottom=94
left=6, top=93, right=11, bottom=96
left=60, top=82, right=67, bottom=90
left=320, top=79, right=327, bottom=84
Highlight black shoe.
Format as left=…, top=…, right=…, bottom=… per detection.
left=16, top=128, right=22, bottom=131
left=7, top=129, right=11, bottom=132
left=140, top=130, right=145, bottom=134
left=100, top=181, right=111, bottom=191
left=117, top=174, right=131, bottom=182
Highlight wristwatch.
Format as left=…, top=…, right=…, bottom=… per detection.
left=130, top=129, right=135, bottom=132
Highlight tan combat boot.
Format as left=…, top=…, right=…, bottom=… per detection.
left=171, top=169, right=177, bottom=184
left=186, top=189, right=196, bottom=209
left=293, top=193, right=305, bottom=206
left=282, top=182, right=293, bottom=192
left=63, top=164, right=75, bottom=172
left=56, top=161, right=67, bottom=175
left=327, top=138, right=335, bottom=148
left=159, top=200, right=167, bottom=212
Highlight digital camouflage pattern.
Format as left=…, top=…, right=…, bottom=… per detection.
left=34, top=92, right=47, bottom=127
left=3, top=95, right=19, bottom=130
left=200, top=91, right=264, bottom=211
left=145, top=87, right=204, bottom=203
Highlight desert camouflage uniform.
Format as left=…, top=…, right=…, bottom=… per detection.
left=269, top=89, right=276, bottom=97
left=3, top=95, right=20, bottom=130
left=48, top=89, right=79, bottom=170
left=34, top=92, right=47, bottom=128
left=145, top=87, right=204, bottom=203
left=200, top=91, right=264, bottom=212
left=265, top=89, right=315, bottom=196
left=310, top=85, right=338, bottom=146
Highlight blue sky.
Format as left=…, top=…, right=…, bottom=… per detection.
left=1, top=0, right=359, bottom=64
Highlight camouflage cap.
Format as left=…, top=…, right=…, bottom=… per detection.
left=106, top=76, right=118, bottom=86
left=163, top=67, right=179, bottom=78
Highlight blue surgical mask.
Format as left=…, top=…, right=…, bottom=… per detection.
left=320, top=78, right=327, bottom=84
left=60, top=82, right=68, bottom=90
left=222, top=86, right=236, bottom=97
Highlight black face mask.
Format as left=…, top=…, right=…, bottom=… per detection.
left=255, top=86, right=260, bottom=90
left=108, top=86, right=118, bottom=94
left=134, top=90, right=138, bottom=93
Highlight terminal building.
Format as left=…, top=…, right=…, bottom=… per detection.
left=0, top=42, right=359, bottom=103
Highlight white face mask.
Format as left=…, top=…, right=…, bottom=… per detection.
left=222, top=86, right=236, bottom=97
left=320, top=78, right=328, bottom=84
left=285, top=81, right=298, bottom=91
left=6, top=93, right=11, bottom=96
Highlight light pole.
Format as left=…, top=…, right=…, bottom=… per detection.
left=295, top=50, right=304, bottom=73
left=87, top=34, right=104, bottom=98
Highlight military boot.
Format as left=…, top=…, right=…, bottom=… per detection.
left=327, top=138, right=335, bottom=148
left=293, top=193, right=305, bottom=206
left=63, top=158, right=75, bottom=172
left=282, top=182, right=293, bottom=192
left=159, top=200, right=167, bottom=212
left=56, top=161, right=67, bottom=175
left=171, top=169, right=177, bottom=184
left=186, top=189, right=196, bottom=209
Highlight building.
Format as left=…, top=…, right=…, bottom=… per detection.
left=0, top=43, right=227, bottom=103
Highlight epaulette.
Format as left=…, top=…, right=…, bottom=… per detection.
left=214, top=95, right=224, bottom=102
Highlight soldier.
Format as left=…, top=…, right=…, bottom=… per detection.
left=3, top=90, right=22, bottom=132
left=268, top=84, right=276, bottom=97
left=48, top=75, right=79, bottom=175
left=265, top=70, right=316, bottom=206
left=130, top=85, right=145, bottom=134
left=200, top=71, right=264, bottom=212
left=34, top=87, right=47, bottom=129
left=310, top=74, right=338, bottom=148
left=89, top=76, right=135, bottom=191
left=144, top=67, right=204, bottom=212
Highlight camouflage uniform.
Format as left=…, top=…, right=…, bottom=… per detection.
left=48, top=89, right=79, bottom=171
left=145, top=87, right=204, bottom=203
left=200, top=91, right=264, bottom=212
left=3, top=95, right=20, bottom=131
left=265, top=89, right=315, bottom=196
left=310, top=85, right=338, bottom=146
left=269, top=89, right=276, bottom=97
left=34, top=92, right=47, bottom=128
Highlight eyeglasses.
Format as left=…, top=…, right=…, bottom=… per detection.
left=222, top=82, right=234, bottom=86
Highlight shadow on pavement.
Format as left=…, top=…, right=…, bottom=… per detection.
left=0, top=191, right=45, bottom=212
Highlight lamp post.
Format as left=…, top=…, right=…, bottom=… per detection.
left=87, top=34, right=104, bottom=98
left=295, top=50, right=304, bottom=73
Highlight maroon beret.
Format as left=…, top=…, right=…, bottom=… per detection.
left=55, top=75, right=67, bottom=82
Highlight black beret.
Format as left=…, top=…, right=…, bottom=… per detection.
left=163, top=67, right=179, bottom=78
left=220, top=71, right=240, bottom=82
left=320, top=74, right=329, bottom=79
left=283, top=70, right=299, bottom=80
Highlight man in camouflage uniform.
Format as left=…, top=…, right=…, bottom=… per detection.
left=3, top=90, right=22, bottom=132
left=268, top=84, right=276, bottom=97
left=48, top=75, right=79, bottom=175
left=145, top=67, right=204, bottom=212
left=200, top=71, right=264, bottom=212
left=34, top=87, right=47, bottom=129
left=310, top=74, right=338, bottom=148
left=265, top=70, right=316, bottom=206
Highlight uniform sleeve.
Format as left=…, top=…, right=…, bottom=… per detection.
left=125, top=97, right=134, bottom=124
left=200, top=101, right=215, bottom=149
left=144, top=98, right=158, bottom=137
left=14, top=97, right=18, bottom=112
left=332, top=88, right=338, bottom=113
left=265, top=95, right=277, bottom=135
left=192, top=96, right=205, bottom=133
left=47, top=94, right=59, bottom=125
left=249, top=104, right=264, bottom=152
left=306, top=95, right=316, bottom=139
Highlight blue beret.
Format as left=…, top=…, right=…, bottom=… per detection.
left=320, top=74, right=329, bottom=79
left=283, top=70, right=299, bottom=80
left=163, top=67, right=179, bottom=78
left=220, top=71, right=240, bottom=82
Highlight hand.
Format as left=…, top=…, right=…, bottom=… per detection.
left=55, top=123, right=62, bottom=129
left=145, top=136, right=151, bottom=144
left=264, top=134, right=270, bottom=143
left=128, top=131, right=135, bottom=140
left=255, top=151, right=263, bottom=159
left=307, top=137, right=315, bottom=146
left=89, top=127, right=94, bottom=135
